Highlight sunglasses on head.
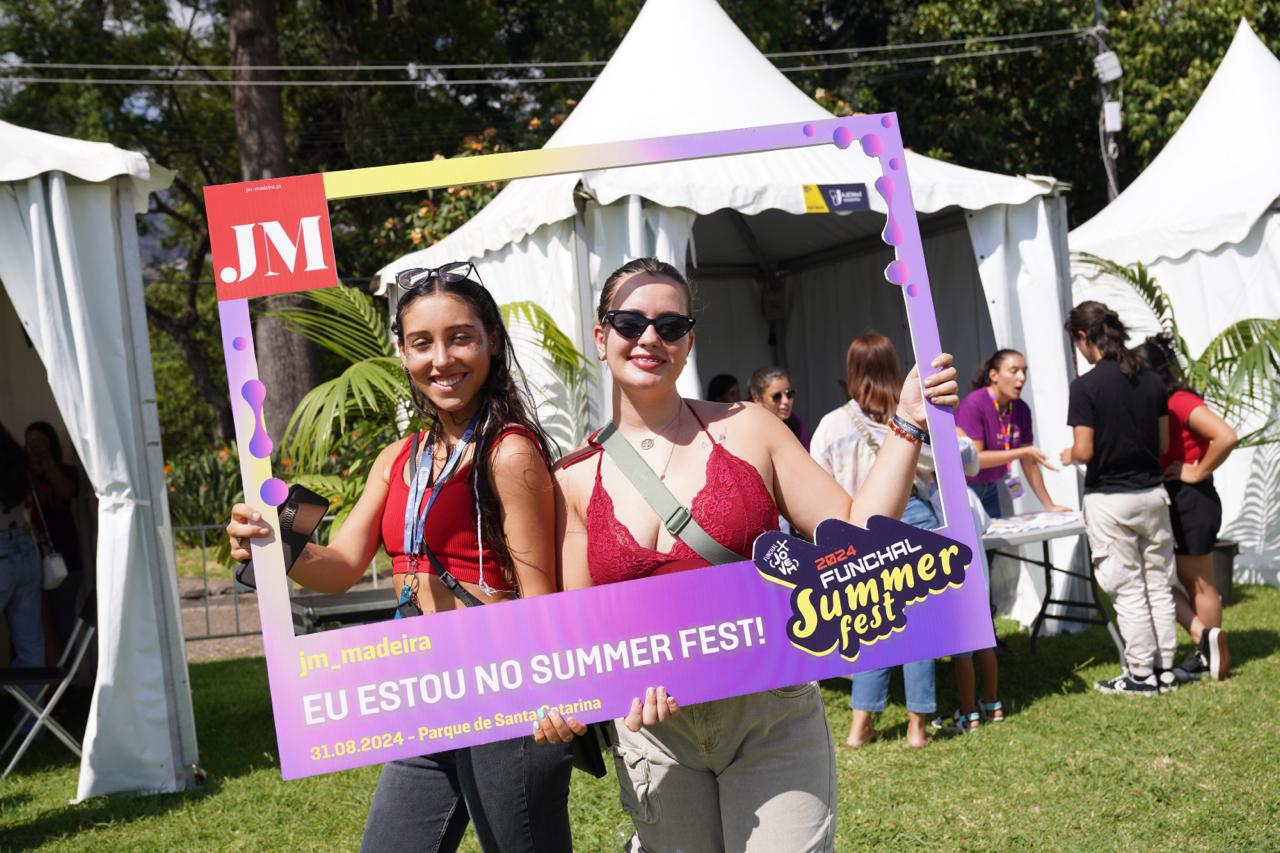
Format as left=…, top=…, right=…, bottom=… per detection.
left=603, top=310, right=696, bottom=342
left=770, top=388, right=797, bottom=403
left=395, top=261, right=479, bottom=290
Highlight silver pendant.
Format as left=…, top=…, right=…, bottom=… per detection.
left=640, top=438, right=655, bottom=451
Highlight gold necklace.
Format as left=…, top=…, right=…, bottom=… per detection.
left=656, top=405, right=682, bottom=481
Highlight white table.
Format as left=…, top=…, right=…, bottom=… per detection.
left=982, top=512, right=1124, bottom=658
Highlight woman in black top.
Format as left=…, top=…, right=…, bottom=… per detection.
left=1061, top=302, right=1178, bottom=696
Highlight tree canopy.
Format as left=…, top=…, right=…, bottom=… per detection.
left=3, top=0, right=1275, bottom=459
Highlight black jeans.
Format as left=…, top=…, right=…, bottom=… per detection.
left=359, top=736, right=574, bottom=853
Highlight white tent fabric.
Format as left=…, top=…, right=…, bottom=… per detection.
left=1072, top=20, right=1280, bottom=583
left=0, top=120, right=198, bottom=798
left=378, top=0, right=1083, bottom=629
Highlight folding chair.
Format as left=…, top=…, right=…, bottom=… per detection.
left=1, top=597, right=96, bottom=779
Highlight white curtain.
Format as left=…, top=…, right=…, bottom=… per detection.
left=0, top=172, right=198, bottom=798
left=968, top=195, right=1088, bottom=631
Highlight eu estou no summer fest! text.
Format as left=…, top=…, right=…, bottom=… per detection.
left=296, top=617, right=767, bottom=759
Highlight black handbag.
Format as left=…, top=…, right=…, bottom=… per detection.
left=571, top=721, right=612, bottom=778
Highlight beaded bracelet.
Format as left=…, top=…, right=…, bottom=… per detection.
left=889, top=414, right=931, bottom=446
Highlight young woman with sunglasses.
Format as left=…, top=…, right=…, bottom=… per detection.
left=226, top=264, right=574, bottom=852
left=749, top=366, right=810, bottom=450
left=538, top=257, right=958, bottom=852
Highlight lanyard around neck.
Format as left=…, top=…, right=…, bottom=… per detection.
left=986, top=386, right=1015, bottom=449
left=402, top=413, right=480, bottom=566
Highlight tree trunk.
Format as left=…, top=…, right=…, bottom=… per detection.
left=229, top=0, right=321, bottom=447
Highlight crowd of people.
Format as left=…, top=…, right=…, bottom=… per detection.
left=1, top=420, right=88, bottom=697
left=221, top=258, right=1234, bottom=852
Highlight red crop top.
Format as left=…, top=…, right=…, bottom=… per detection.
left=562, top=407, right=779, bottom=585
left=380, top=425, right=540, bottom=590
left=1159, top=389, right=1210, bottom=469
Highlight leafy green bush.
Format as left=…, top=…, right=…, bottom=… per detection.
left=164, top=447, right=244, bottom=545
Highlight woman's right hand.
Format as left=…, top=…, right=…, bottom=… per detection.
left=1019, top=445, right=1059, bottom=472
left=227, top=503, right=272, bottom=562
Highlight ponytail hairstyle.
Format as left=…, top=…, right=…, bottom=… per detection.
left=1, top=423, right=30, bottom=513
left=972, top=348, right=1023, bottom=390
left=845, top=333, right=901, bottom=425
left=1134, top=332, right=1195, bottom=396
left=1065, top=300, right=1140, bottom=378
left=392, top=268, right=555, bottom=585
left=747, top=366, right=790, bottom=402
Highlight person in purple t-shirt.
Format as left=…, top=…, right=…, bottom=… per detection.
left=956, top=348, right=1070, bottom=519
left=935, top=348, right=1069, bottom=735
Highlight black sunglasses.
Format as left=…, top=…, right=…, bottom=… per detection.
left=603, top=310, right=696, bottom=342
left=770, top=388, right=797, bottom=403
left=395, top=261, right=479, bottom=290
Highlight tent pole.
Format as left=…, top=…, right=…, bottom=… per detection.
left=573, top=199, right=604, bottom=431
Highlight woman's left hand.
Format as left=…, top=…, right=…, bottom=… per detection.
left=622, top=686, right=680, bottom=733
left=897, top=353, right=959, bottom=428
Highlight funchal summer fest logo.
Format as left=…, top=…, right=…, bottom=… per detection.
left=755, top=518, right=971, bottom=661
left=203, top=117, right=990, bottom=781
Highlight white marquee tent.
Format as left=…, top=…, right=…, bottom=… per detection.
left=1072, top=19, right=1280, bottom=584
left=380, top=0, right=1086, bottom=628
left=0, top=121, right=199, bottom=798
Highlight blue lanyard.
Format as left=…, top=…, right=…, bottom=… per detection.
left=401, top=414, right=479, bottom=570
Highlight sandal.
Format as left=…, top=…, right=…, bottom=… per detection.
left=931, top=709, right=980, bottom=735
left=979, top=699, right=1006, bottom=723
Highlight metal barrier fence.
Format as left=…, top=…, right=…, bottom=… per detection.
left=174, top=518, right=385, bottom=642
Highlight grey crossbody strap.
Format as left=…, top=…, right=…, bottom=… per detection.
left=596, top=421, right=744, bottom=565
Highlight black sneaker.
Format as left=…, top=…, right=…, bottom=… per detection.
left=1155, top=669, right=1180, bottom=694
left=1200, top=627, right=1231, bottom=681
left=1178, top=649, right=1207, bottom=680
left=1094, top=672, right=1160, bottom=696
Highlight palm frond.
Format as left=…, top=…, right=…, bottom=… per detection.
left=265, top=285, right=395, bottom=364
left=1195, top=317, right=1280, bottom=423
left=284, top=357, right=408, bottom=469
left=499, top=300, right=594, bottom=387
left=1076, top=251, right=1280, bottom=447
left=1074, top=252, right=1179, bottom=339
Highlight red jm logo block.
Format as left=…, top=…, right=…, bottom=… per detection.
left=205, top=173, right=338, bottom=301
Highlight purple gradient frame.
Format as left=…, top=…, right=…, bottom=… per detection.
left=214, top=115, right=991, bottom=779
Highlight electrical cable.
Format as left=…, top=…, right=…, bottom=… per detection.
left=0, top=36, right=1089, bottom=87
left=1, top=26, right=1091, bottom=73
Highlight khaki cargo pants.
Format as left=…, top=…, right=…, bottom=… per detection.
left=1083, top=486, right=1178, bottom=677
left=612, top=683, right=836, bottom=853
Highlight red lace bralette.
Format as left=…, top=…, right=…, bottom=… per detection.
left=566, top=407, right=779, bottom=585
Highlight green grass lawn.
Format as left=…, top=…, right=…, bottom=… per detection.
left=4, top=586, right=1279, bottom=851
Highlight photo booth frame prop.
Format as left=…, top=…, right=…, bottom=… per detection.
left=207, top=115, right=993, bottom=780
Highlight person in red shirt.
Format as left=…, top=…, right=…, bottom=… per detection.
left=227, top=264, right=573, bottom=853
left=543, top=257, right=959, bottom=852
left=1135, top=334, right=1237, bottom=681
